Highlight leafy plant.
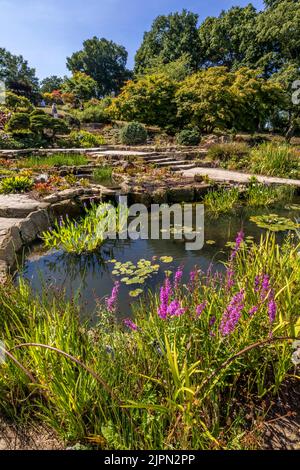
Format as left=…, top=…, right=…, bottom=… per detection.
left=69, top=130, right=105, bottom=148
left=0, top=175, right=34, bottom=194
left=120, top=122, right=148, bottom=145
left=204, top=187, right=240, bottom=215
left=207, top=142, right=250, bottom=162
left=18, top=153, right=88, bottom=169
left=176, top=128, right=200, bottom=146
left=93, top=166, right=113, bottom=184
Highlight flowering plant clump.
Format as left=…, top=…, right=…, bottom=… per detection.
left=0, top=232, right=299, bottom=450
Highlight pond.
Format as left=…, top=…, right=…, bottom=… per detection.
left=17, top=203, right=300, bottom=321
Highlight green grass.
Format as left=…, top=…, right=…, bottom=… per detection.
left=250, top=143, right=299, bottom=178
left=93, top=166, right=113, bottom=184
left=0, top=233, right=298, bottom=449
left=245, top=180, right=296, bottom=207
left=17, top=153, right=89, bottom=169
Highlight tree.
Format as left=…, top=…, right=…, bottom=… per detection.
left=66, top=37, right=131, bottom=97
left=40, top=75, right=65, bottom=94
left=109, top=74, right=178, bottom=129
left=62, top=72, right=97, bottom=103
left=255, top=0, right=300, bottom=76
left=137, top=54, right=192, bottom=82
left=134, top=10, right=201, bottom=74
left=199, top=5, right=259, bottom=70
left=0, top=48, right=39, bottom=102
left=175, top=67, right=284, bottom=133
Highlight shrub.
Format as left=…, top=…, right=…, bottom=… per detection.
left=176, top=128, right=200, bottom=146
left=207, top=142, right=250, bottom=162
left=30, top=114, right=70, bottom=138
left=4, top=91, right=33, bottom=112
left=69, top=130, right=105, bottom=148
left=120, top=122, right=147, bottom=145
left=73, top=104, right=111, bottom=124
left=5, top=113, right=30, bottom=133
left=250, top=143, right=298, bottom=177
left=18, top=153, right=88, bottom=169
left=0, top=175, right=34, bottom=194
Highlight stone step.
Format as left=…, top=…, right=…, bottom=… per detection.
left=154, top=160, right=188, bottom=168
left=172, top=163, right=197, bottom=171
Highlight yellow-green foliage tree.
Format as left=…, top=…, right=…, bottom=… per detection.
left=109, top=74, right=178, bottom=129
left=175, top=67, right=284, bottom=132
left=62, top=72, right=97, bottom=103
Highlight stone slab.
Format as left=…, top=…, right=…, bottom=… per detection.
left=0, top=195, right=49, bottom=218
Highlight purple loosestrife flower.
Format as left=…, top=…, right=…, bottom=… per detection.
left=174, top=266, right=183, bottom=289
left=167, top=299, right=186, bottom=317
left=268, top=299, right=277, bottom=324
left=220, top=289, right=245, bottom=336
left=123, top=318, right=138, bottom=331
left=230, top=230, right=244, bottom=261
left=249, top=306, right=258, bottom=316
left=226, top=268, right=235, bottom=289
left=209, top=315, right=216, bottom=327
left=157, top=278, right=172, bottom=319
left=196, top=301, right=207, bottom=318
left=106, top=281, right=120, bottom=313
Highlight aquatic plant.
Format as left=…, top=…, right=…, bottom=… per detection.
left=204, top=187, right=240, bottom=215
left=250, top=143, right=299, bottom=178
left=93, top=166, right=113, bottom=184
left=17, top=152, right=89, bottom=169
left=42, top=203, right=128, bottom=254
left=245, top=182, right=295, bottom=207
left=250, top=214, right=299, bottom=232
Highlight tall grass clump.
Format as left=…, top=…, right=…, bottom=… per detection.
left=41, top=202, right=128, bottom=254
left=18, top=153, right=88, bottom=169
left=250, top=143, right=299, bottom=178
left=245, top=180, right=296, bottom=207
left=0, top=233, right=299, bottom=449
left=93, top=166, right=113, bottom=184
left=204, top=187, right=240, bottom=215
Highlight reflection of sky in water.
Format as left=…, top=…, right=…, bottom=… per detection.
left=18, top=205, right=300, bottom=320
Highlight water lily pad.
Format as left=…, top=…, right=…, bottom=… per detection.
left=129, top=289, right=143, bottom=298
left=160, top=256, right=173, bottom=263
left=250, top=214, right=299, bottom=232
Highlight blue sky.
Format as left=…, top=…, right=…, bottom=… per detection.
left=0, top=0, right=265, bottom=80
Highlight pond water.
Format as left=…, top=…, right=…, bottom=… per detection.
left=18, top=203, right=300, bottom=321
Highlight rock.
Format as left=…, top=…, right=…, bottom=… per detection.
left=28, top=209, right=50, bottom=235
left=130, top=192, right=152, bottom=206
left=0, top=195, right=49, bottom=218
left=151, top=188, right=168, bottom=204
left=16, top=217, right=37, bottom=244
left=0, top=225, right=22, bottom=266
left=50, top=199, right=82, bottom=218
left=35, top=174, right=49, bottom=183
left=0, top=260, right=8, bottom=283
left=167, top=187, right=195, bottom=203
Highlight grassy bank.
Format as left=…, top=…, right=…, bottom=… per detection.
left=0, top=233, right=299, bottom=449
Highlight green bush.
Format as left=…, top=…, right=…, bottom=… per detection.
left=69, top=130, right=105, bottom=148
left=120, top=122, right=147, bottom=145
left=176, top=128, right=200, bottom=146
left=0, top=175, right=34, bottom=194
left=5, top=113, right=30, bottom=133
left=4, top=91, right=33, bottom=112
left=74, top=105, right=111, bottom=124
left=93, top=166, right=113, bottom=184
left=207, top=142, right=250, bottom=161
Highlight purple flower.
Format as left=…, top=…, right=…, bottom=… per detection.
left=230, top=230, right=244, bottom=261
left=209, top=315, right=216, bottom=327
left=226, top=268, right=235, bottom=289
left=268, top=299, right=277, bottom=324
left=174, top=266, right=183, bottom=289
left=248, top=306, right=258, bottom=316
left=196, top=301, right=207, bottom=318
left=106, top=281, right=120, bottom=313
left=157, top=278, right=172, bottom=319
left=123, top=318, right=138, bottom=331
left=167, top=299, right=186, bottom=317
left=220, top=289, right=245, bottom=336
left=189, top=268, right=198, bottom=285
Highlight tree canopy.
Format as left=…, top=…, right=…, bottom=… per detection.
left=40, top=75, right=66, bottom=94
left=134, top=10, right=201, bottom=75
left=0, top=48, right=39, bottom=102
left=66, top=37, right=131, bottom=98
